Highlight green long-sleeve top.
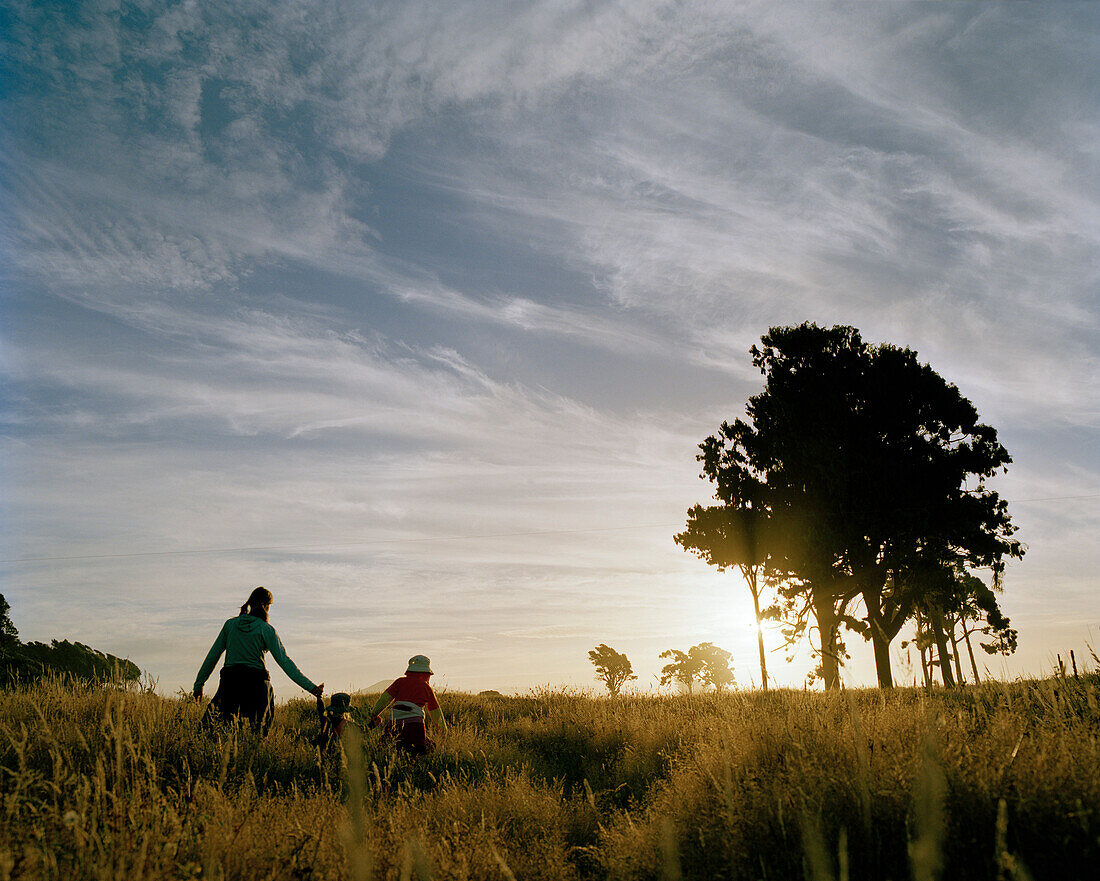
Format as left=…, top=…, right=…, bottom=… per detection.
left=194, top=614, right=316, bottom=693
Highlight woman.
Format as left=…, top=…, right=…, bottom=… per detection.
left=193, top=587, right=322, bottom=735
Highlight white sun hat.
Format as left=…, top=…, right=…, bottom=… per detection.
left=407, top=654, right=433, bottom=674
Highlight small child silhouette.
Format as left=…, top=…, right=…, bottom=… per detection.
left=312, top=692, right=352, bottom=747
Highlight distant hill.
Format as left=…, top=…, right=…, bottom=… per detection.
left=352, top=677, right=461, bottom=696
left=354, top=679, right=394, bottom=695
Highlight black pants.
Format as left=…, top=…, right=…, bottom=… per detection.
left=382, top=718, right=434, bottom=756
left=202, top=664, right=274, bottom=735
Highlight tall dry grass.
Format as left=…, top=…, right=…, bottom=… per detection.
left=1, top=675, right=1096, bottom=879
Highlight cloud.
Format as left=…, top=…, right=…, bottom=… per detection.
left=7, top=2, right=1095, bottom=387
left=394, top=5, right=1099, bottom=421
left=2, top=1, right=1098, bottom=693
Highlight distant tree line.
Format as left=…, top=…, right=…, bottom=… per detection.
left=589, top=642, right=735, bottom=695
left=675, top=324, right=1021, bottom=690
left=659, top=642, right=734, bottom=693
left=0, top=594, right=141, bottom=687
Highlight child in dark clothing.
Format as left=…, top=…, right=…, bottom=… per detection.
left=368, top=655, right=446, bottom=756
left=313, top=692, right=352, bottom=747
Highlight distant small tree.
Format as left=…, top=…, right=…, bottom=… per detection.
left=659, top=648, right=704, bottom=694
left=588, top=644, right=636, bottom=696
left=659, top=644, right=736, bottom=693
left=694, top=642, right=736, bottom=692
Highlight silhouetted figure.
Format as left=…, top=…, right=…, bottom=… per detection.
left=312, top=691, right=352, bottom=747
left=193, top=587, right=323, bottom=735
left=368, top=654, right=446, bottom=756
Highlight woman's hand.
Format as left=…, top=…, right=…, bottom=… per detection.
left=311, top=682, right=324, bottom=697
left=192, top=688, right=202, bottom=701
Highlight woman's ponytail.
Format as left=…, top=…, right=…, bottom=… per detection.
left=240, top=586, right=273, bottom=621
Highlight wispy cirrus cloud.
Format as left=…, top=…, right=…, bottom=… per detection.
left=6, top=2, right=1096, bottom=379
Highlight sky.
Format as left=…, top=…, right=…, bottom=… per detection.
left=1, top=1, right=1097, bottom=698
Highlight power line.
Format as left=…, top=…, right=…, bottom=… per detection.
left=0, top=523, right=678, bottom=564
left=1, top=493, right=1096, bottom=566
left=1004, top=493, right=1100, bottom=503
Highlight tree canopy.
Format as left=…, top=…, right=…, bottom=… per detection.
left=685, top=323, right=1023, bottom=688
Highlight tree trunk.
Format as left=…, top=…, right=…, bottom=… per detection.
left=914, top=609, right=932, bottom=688
left=813, top=592, right=841, bottom=690
left=963, top=626, right=982, bottom=684
left=747, top=572, right=769, bottom=691
left=755, top=627, right=769, bottom=692
left=926, top=604, right=956, bottom=688
left=948, top=614, right=966, bottom=686
left=861, top=579, right=896, bottom=688
left=919, top=644, right=931, bottom=688
left=870, top=625, right=894, bottom=689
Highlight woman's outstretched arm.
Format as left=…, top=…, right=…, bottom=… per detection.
left=262, top=624, right=321, bottom=694
left=193, top=620, right=230, bottom=697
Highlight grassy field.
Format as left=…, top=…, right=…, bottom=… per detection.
left=1, top=675, right=1097, bottom=880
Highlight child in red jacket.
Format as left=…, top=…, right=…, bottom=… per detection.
left=368, top=655, right=446, bottom=755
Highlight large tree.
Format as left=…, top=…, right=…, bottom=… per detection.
left=688, top=323, right=1023, bottom=688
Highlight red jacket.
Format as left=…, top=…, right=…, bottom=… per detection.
left=385, top=672, right=439, bottom=720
